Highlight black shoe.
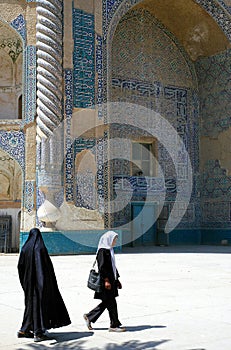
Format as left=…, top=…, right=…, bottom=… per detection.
left=17, top=330, right=34, bottom=338
left=34, top=334, right=50, bottom=342
left=83, top=314, right=93, bottom=330
left=108, top=326, right=126, bottom=332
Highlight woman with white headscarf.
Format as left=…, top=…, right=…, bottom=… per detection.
left=84, top=231, right=126, bottom=332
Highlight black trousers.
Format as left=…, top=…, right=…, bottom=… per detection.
left=86, top=298, right=121, bottom=328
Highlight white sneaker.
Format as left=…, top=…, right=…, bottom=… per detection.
left=108, top=327, right=126, bottom=332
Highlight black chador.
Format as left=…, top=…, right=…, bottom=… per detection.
left=17, top=228, right=71, bottom=341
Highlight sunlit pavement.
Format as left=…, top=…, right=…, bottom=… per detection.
left=1, top=245, right=231, bottom=350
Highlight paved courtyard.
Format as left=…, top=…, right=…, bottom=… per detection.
left=1, top=245, right=231, bottom=350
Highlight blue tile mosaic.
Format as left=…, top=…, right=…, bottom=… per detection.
left=200, top=160, right=231, bottom=228
left=73, top=138, right=96, bottom=209
left=218, top=0, right=231, bottom=14
left=96, top=35, right=103, bottom=118
left=11, top=14, right=26, bottom=41
left=0, top=131, right=25, bottom=169
left=73, top=8, right=95, bottom=108
left=96, top=138, right=106, bottom=213
left=201, top=160, right=231, bottom=194
left=109, top=8, right=200, bottom=230
left=24, top=180, right=35, bottom=214
left=195, top=49, right=231, bottom=137
left=64, top=68, right=74, bottom=202
left=74, top=138, right=96, bottom=158
left=24, top=46, right=37, bottom=123
left=37, top=188, right=45, bottom=208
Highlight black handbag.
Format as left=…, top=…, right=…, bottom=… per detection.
left=87, top=260, right=102, bottom=293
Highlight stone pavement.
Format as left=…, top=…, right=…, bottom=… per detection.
left=1, top=245, right=231, bottom=350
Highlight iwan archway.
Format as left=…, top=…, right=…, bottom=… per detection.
left=0, top=16, right=24, bottom=252
left=0, top=19, right=23, bottom=120
left=106, top=0, right=231, bottom=245
left=0, top=148, right=22, bottom=252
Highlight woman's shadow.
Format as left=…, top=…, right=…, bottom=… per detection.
left=93, top=325, right=166, bottom=331
left=48, top=331, right=93, bottom=344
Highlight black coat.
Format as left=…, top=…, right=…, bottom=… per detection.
left=94, top=248, right=119, bottom=301
left=18, top=228, right=71, bottom=331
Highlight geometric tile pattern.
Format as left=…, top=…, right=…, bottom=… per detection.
left=73, top=8, right=95, bottom=108
left=202, top=201, right=230, bottom=224
left=61, top=0, right=231, bottom=232
left=195, top=49, right=231, bottom=137
left=104, top=0, right=123, bottom=27
left=109, top=9, right=199, bottom=229
left=74, top=138, right=96, bottom=158
left=201, top=160, right=231, bottom=199
left=64, top=68, right=74, bottom=202
left=10, top=14, right=26, bottom=42
left=111, top=10, right=194, bottom=88
left=62, top=1, right=231, bottom=232
left=24, top=180, right=34, bottom=214
left=74, top=138, right=96, bottom=208
left=0, top=131, right=25, bottom=169
left=218, top=0, right=231, bottom=14
left=201, top=161, right=231, bottom=227
left=96, top=35, right=103, bottom=118
left=24, top=46, right=37, bottom=123
left=75, top=173, right=97, bottom=209
left=96, top=138, right=106, bottom=213
left=63, top=55, right=106, bottom=211
left=102, top=0, right=231, bottom=231
left=62, top=66, right=107, bottom=213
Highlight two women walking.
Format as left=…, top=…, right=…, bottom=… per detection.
left=17, top=229, right=125, bottom=342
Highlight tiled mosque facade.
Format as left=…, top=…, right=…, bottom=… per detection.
left=0, top=0, right=231, bottom=253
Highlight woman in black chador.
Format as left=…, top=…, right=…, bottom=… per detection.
left=17, top=228, right=71, bottom=342
left=84, top=231, right=126, bottom=332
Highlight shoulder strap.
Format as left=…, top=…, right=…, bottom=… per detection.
left=92, top=258, right=97, bottom=268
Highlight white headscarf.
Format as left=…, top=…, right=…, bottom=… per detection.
left=97, top=230, right=118, bottom=278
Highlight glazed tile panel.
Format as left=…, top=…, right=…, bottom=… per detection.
left=73, top=9, right=95, bottom=108
left=64, top=69, right=74, bottom=202
left=201, top=160, right=231, bottom=228
left=109, top=8, right=199, bottom=229
left=96, top=35, right=103, bottom=118
left=74, top=138, right=96, bottom=208
left=11, top=14, right=26, bottom=41
left=195, top=49, right=231, bottom=137
left=24, top=46, right=37, bottom=123
left=104, top=1, right=231, bottom=231
left=68, top=1, right=231, bottom=230
left=0, top=131, right=25, bottom=169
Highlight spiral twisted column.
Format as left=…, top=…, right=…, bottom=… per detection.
left=36, top=0, right=63, bottom=139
